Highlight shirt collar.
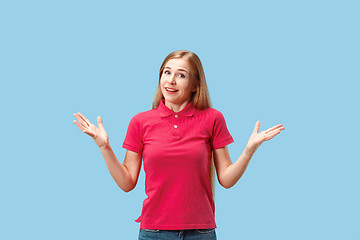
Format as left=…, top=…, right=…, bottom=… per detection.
left=158, top=99, right=197, bottom=117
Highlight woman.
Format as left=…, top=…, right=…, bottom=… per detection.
left=73, top=50, right=285, bottom=239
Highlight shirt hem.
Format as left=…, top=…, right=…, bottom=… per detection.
left=139, top=223, right=217, bottom=230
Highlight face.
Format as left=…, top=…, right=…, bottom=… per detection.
left=160, top=58, right=196, bottom=109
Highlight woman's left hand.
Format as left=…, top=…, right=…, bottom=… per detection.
left=245, top=121, right=285, bottom=156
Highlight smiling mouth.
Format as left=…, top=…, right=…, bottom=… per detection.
left=165, top=87, right=179, bottom=92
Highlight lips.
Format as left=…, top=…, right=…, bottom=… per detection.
left=165, top=87, right=179, bottom=92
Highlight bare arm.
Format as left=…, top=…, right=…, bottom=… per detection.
left=214, top=121, right=285, bottom=189
left=213, top=145, right=252, bottom=189
left=73, top=112, right=141, bottom=192
left=100, top=145, right=142, bottom=192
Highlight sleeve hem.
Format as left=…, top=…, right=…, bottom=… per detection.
left=122, top=143, right=142, bottom=154
left=212, top=138, right=234, bottom=150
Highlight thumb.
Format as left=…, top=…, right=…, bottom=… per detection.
left=97, top=116, right=105, bottom=130
left=253, top=120, right=261, bottom=133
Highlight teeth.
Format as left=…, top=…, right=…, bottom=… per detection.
left=166, top=88, right=177, bottom=92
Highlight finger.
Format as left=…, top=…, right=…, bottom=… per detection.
left=77, top=112, right=91, bottom=126
left=83, top=128, right=95, bottom=138
left=73, top=113, right=89, bottom=127
left=73, top=120, right=86, bottom=132
left=265, top=124, right=283, bottom=134
left=74, top=120, right=95, bottom=137
left=265, top=130, right=282, bottom=141
left=253, top=121, right=261, bottom=133
left=267, top=126, right=285, bottom=135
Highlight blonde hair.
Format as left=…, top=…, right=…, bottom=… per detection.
left=152, top=50, right=216, bottom=197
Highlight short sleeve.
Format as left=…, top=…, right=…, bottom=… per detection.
left=122, top=114, right=144, bottom=154
left=210, top=110, right=234, bottom=150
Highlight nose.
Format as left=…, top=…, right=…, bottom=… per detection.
left=167, top=74, right=176, bottom=84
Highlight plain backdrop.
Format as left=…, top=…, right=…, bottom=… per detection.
left=1, top=1, right=359, bottom=239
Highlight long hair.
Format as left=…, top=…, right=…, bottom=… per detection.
left=152, top=50, right=216, bottom=197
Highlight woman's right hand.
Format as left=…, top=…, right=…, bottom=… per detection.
left=73, top=112, right=109, bottom=150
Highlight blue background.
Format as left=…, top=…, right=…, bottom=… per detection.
left=1, top=0, right=359, bottom=239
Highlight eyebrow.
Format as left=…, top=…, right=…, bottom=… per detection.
left=164, top=66, right=188, bottom=73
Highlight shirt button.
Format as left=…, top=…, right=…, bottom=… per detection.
left=174, top=125, right=178, bottom=128
left=174, top=114, right=178, bottom=118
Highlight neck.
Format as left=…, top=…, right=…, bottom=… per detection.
left=164, top=100, right=190, bottom=113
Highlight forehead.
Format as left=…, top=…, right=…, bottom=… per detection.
left=165, top=58, right=192, bottom=71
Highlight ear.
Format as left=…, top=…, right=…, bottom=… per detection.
left=192, top=82, right=198, bottom=93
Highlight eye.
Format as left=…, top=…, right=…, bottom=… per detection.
left=164, top=70, right=170, bottom=75
left=179, top=73, right=185, bottom=78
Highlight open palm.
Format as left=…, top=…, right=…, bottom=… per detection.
left=246, top=121, right=285, bottom=154
left=73, top=112, right=109, bottom=149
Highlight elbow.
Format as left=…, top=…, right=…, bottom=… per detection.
left=118, top=181, right=136, bottom=193
left=219, top=179, right=234, bottom=189
left=218, top=171, right=242, bottom=189
left=121, top=185, right=135, bottom=193
left=221, top=183, right=234, bottom=189
left=122, top=188, right=133, bottom=193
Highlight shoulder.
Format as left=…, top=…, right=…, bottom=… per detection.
left=196, top=107, right=225, bottom=120
left=129, top=108, right=160, bottom=124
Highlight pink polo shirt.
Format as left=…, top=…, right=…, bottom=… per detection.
left=122, top=99, right=234, bottom=230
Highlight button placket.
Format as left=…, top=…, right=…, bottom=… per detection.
left=172, top=113, right=180, bottom=139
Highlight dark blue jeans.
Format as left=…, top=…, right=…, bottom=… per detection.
left=138, top=228, right=217, bottom=240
